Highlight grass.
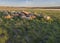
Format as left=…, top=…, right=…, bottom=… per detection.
left=0, top=9, right=60, bottom=43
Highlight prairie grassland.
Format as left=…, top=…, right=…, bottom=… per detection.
left=0, top=9, right=60, bottom=43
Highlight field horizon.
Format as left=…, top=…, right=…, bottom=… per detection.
left=0, top=6, right=60, bottom=11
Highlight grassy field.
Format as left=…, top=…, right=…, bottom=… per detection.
left=0, top=9, right=60, bottom=43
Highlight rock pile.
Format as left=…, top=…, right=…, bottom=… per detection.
left=0, top=10, right=51, bottom=20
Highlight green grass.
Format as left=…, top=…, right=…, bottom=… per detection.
left=0, top=10, right=60, bottom=43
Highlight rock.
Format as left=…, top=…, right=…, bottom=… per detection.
left=4, top=15, right=13, bottom=19
left=25, top=17, right=32, bottom=20
left=44, top=16, right=51, bottom=20
left=31, top=16, right=36, bottom=19
left=22, top=11, right=30, bottom=15
left=21, top=16, right=26, bottom=19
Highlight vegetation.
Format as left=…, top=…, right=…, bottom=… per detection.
left=0, top=10, right=60, bottom=43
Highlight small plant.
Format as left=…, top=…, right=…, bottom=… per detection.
left=0, top=28, right=9, bottom=43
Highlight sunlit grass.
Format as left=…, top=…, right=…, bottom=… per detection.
left=0, top=9, right=60, bottom=43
